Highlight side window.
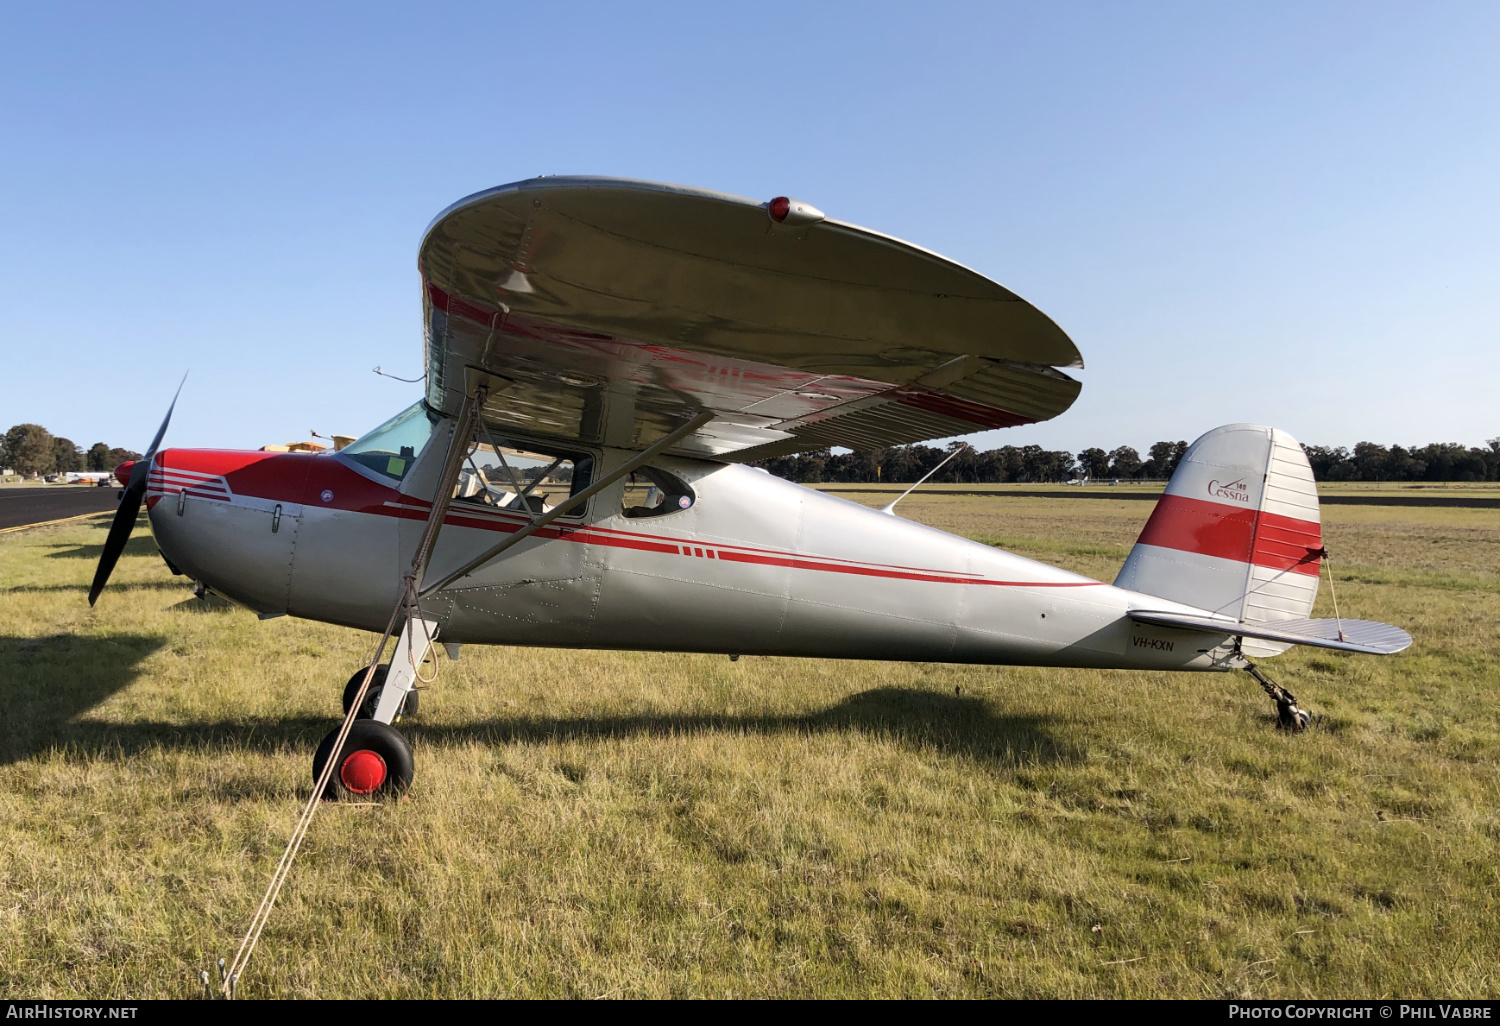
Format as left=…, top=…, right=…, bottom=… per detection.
left=621, top=466, right=694, bottom=519
left=455, top=432, right=593, bottom=517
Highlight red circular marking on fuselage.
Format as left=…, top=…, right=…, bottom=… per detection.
left=340, top=750, right=387, bottom=794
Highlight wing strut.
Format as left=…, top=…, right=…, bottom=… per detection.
left=421, top=410, right=715, bottom=598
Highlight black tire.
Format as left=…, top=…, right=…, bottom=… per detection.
left=312, top=719, right=414, bottom=800
left=341, top=664, right=419, bottom=720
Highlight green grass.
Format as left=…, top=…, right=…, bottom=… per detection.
left=0, top=495, right=1497, bottom=998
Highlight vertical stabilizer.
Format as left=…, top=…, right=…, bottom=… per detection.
left=1115, top=424, right=1322, bottom=656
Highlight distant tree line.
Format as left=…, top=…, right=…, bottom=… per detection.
left=757, top=437, right=1500, bottom=484
left=1302, top=441, right=1500, bottom=482
left=1, top=423, right=141, bottom=479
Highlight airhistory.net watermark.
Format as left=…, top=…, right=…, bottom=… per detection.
left=4, top=1007, right=137, bottom=1020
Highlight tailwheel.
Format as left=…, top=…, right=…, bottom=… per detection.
left=312, top=719, right=415, bottom=800
left=1245, top=662, right=1312, bottom=732
left=342, top=664, right=419, bottom=720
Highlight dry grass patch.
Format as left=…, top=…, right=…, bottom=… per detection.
left=0, top=501, right=1496, bottom=998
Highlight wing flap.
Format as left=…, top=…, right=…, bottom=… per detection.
left=1129, top=610, right=1413, bottom=656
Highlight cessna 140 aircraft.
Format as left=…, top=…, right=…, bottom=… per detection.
left=89, top=177, right=1410, bottom=801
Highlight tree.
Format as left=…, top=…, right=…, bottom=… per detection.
left=1301, top=445, right=1349, bottom=480
left=1076, top=447, right=1110, bottom=480
left=1143, top=440, right=1188, bottom=479
left=1107, top=446, right=1143, bottom=479
left=86, top=443, right=112, bottom=471
left=1349, top=441, right=1391, bottom=481
left=796, top=448, right=830, bottom=483
left=2, top=424, right=56, bottom=478
left=52, top=437, right=82, bottom=475
left=107, top=447, right=141, bottom=469
left=1019, top=445, right=1074, bottom=482
left=753, top=434, right=1500, bottom=486
left=1384, top=444, right=1423, bottom=481
left=976, top=445, right=1023, bottom=482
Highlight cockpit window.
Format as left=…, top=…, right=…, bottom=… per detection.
left=341, top=402, right=439, bottom=481
left=621, top=466, right=694, bottom=518
left=454, top=429, right=593, bottom=517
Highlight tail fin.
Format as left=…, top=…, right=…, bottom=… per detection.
left=1115, top=424, right=1322, bottom=655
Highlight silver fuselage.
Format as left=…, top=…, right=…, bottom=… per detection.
left=144, top=423, right=1240, bottom=673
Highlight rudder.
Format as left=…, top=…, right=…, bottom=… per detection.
left=1115, top=424, right=1323, bottom=655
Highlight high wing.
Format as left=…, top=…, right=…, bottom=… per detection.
left=418, top=177, right=1083, bottom=458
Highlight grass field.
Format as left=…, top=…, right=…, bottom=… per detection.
left=1, top=487, right=1497, bottom=998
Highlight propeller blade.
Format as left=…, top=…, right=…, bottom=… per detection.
left=143, top=372, right=188, bottom=461
left=89, top=461, right=149, bottom=606
left=88, top=374, right=186, bottom=606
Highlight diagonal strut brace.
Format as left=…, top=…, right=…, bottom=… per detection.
left=419, top=409, right=714, bottom=598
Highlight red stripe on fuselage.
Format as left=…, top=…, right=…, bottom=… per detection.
left=383, top=492, right=998, bottom=579
left=155, top=448, right=317, bottom=506
left=153, top=448, right=1103, bottom=590
left=1136, top=494, right=1321, bottom=576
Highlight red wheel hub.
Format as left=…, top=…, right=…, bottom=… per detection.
left=340, top=749, right=387, bottom=794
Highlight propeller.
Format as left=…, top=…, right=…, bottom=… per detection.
left=89, top=374, right=187, bottom=606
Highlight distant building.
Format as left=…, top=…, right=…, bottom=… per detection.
left=260, top=441, right=330, bottom=453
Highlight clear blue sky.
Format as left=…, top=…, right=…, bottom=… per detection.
left=3, top=2, right=1496, bottom=456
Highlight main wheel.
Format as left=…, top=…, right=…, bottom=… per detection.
left=342, top=664, right=418, bottom=720
left=312, top=719, right=415, bottom=800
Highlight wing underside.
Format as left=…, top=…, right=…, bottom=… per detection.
left=419, top=177, right=1084, bottom=458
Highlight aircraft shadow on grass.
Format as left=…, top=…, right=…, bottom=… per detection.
left=416, top=687, right=1083, bottom=768
left=1, top=633, right=1080, bottom=771
left=0, top=632, right=168, bottom=765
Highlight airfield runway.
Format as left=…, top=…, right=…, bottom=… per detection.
left=0, top=486, right=120, bottom=531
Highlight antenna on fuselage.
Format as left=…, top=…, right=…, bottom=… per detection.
left=879, top=443, right=969, bottom=517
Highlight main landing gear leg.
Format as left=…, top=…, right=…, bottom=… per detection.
left=310, top=385, right=489, bottom=803
left=1244, top=662, right=1312, bottom=732
left=371, top=616, right=438, bottom=725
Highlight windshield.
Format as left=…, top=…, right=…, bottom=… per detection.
left=341, top=402, right=439, bottom=481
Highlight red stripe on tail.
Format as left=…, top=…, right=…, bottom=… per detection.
left=1136, top=495, right=1321, bottom=576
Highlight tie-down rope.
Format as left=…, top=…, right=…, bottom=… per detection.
left=212, top=576, right=425, bottom=997
left=212, top=386, right=487, bottom=997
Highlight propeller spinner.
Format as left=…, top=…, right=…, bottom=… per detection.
left=88, top=374, right=187, bottom=606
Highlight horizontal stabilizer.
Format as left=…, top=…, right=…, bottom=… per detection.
left=1129, top=610, right=1412, bottom=656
